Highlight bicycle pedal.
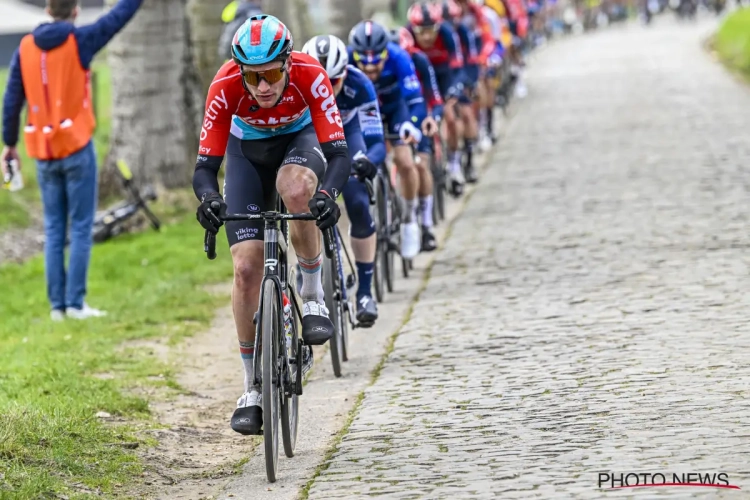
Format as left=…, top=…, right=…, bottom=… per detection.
left=346, top=274, right=356, bottom=289
left=357, top=320, right=375, bottom=329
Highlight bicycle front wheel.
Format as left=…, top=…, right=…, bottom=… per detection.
left=261, top=279, right=281, bottom=482
left=373, top=175, right=389, bottom=300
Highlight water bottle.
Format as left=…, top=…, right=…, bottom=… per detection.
left=3, top=159, right=23, bottom=192
left=282, top=293, right=293, bottom=351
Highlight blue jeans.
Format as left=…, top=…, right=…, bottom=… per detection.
left=36, top=141, right=97, bottom=311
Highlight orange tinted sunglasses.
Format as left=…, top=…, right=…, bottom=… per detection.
left=242, top=64, right=287, bottom=86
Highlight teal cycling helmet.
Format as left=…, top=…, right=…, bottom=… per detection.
left=231, top=14, right=293, bottom=66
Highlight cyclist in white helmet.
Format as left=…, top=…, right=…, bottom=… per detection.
left=301, top=35, right=386, bottom=326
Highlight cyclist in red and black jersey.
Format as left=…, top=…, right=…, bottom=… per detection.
left=407, top=2, right=469, bottom=196
left=454, top=0, right=498, bottom=151
left=192, top=15, right=350, bottom=436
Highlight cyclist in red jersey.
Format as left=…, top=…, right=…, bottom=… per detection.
left=503, top=0, right=529, bottom=97
left=407, top=2, right=470, bottom=196
left=454, top=0, right=497, bottom=150
left=192, top=15, right=350, bottom=436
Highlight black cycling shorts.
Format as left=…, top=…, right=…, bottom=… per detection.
left=223, top=123, right=326, bottom=247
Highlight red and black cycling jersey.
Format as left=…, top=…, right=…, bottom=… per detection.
left=193, top=52, right=350, bottom=200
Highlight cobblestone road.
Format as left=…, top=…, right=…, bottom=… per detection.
left=305, top=18, right=750, bottom=499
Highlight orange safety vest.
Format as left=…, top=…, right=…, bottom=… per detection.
left=19, top=33, right=95, bottom=161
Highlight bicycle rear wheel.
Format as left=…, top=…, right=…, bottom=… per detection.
left=281, top=270, right=300, bottom=458
left=261, top=279, right=281, bottom=482
left=323, top=250, right=343, bottom=378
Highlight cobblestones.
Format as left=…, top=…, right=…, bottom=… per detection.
left=306, top=19, right=750, bottom=499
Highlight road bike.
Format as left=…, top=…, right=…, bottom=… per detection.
left=203, top=198, right=333, bottom=482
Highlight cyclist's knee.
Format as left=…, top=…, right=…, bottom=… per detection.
left=277, top=164, right=317, bottom=211
left=393, top=145, right=416, bottom=172
left=231, top=241, right=264, bottom=292
left=342, top=179, right=375, bottom=239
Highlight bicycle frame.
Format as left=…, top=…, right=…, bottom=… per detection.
left=203, top=202, right=334, bottom=392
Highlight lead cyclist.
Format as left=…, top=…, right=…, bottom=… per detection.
left=193, top=15, right=350, bottom=436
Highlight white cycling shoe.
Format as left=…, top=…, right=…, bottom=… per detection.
left=401, top=222, right=421, bottom=259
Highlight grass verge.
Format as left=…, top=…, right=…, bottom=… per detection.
left=0, top=62, right=111, bottom=231
left=714, top=8, right=750, bottom=79
left=0, top=213, right=234, bottom=498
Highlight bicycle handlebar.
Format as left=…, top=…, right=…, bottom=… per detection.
left=203, top=200, right=335, bottom=261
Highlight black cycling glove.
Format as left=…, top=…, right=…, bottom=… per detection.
left=196, top=192, right=226, bottom=234
left=308, top=190, right=340, bottom=230
left=353, top=156, right=378, bottom=181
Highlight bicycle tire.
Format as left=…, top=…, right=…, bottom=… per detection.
left=430, top=150, right=441, bottom=225
left=281, top=270, right=299, bottom=458
left=372, top=176, right=385, bottom=303
left=261, top=279, right=280, bottom=482
left=323, top=250, right=343, bottom=378
left=380, top=175, right=395, bottom=294
left=433, top=145, right=446, bottom=222
left=334, top=232, right=350, bottom=363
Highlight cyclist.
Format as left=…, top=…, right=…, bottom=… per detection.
left=504, top=0, right=530, bottom=97
left=391, top=27, right=443, bottom=251
left=406, top=2, right=468, bottom=197
left=193, top=15, right=350, bottom=435
left=301, top=34, right=384, bottom=325
left=453, top=0, right=497, bottom=152
left=348, top=20, right=427, bottom=260
left=480, top=0, right=510, bottom=140
left=438, top=0, right=483, bottom=181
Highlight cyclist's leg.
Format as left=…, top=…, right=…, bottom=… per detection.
left=437, top=72, right=465, bottom=194
left=477, top=71, right=493, bottom=151
left=415, top=134, right=437, bottom=251
left=274, top=124, right=333, bottom=345
left=383, top=110, right=420, bottom=259
left=224, top=134, right=277, bottom=435
left=341, top=136, right=379, bottom=323
left=458, top=77, right=480, bottom=182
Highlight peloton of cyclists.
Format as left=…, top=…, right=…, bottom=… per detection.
left=347, top=20, right=431, bottom=257
left=195, top=0, right=530, bottom=437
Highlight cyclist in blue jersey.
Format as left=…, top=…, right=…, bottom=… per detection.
left=301, top=34, right=385, bottom=326
left=348, top=20, right=429, bottom=260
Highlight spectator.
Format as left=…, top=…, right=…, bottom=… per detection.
left=1, top=0, right=143, bottom=321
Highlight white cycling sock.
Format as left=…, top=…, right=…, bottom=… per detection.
left=298, top=253, right=325, bottom=304
left=479, top=109, right=488, bottom=132
left=240, top=341, right=254, bottom=393
left=405, top=198, right=418, bottom=224
left=420, top=196, right=434, bottom=228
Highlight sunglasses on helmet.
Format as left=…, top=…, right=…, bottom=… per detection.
left=241, top=62, right=288, bottom=87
